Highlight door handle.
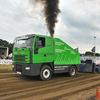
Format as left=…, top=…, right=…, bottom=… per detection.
left=44, top=54, right=46, bottom=57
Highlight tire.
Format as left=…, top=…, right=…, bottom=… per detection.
left=40, top=65, right=52, bottom=81
left=97, top=67, right=100, bottom=73
left=68, top=66, right=76, bottom=77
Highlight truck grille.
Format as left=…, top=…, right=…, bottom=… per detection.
left=14, top=55, right=28, bottom=62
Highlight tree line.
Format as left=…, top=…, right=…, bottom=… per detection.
left=80, top=51, right=100, bottom=56
left=0, top=39, right=13, bottom=54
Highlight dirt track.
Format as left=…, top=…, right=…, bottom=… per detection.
left=0, top=70, right=100, bottom=100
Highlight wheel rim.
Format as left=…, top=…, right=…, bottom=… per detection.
left=71, top=68, right=75, bottom=76
left=43, top=69, right=50, bottom=79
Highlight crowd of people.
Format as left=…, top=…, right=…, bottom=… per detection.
left=0, top=55, right=12, bottom=60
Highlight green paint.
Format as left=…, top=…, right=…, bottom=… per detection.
left=13, top=34, right=80, bottom=65
left=54, top=38, right=80, bottom=65
left=13, top=48, right=30, bottom=63
left=33, top=34, right=54, bottom=63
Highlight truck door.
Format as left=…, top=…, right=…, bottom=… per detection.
left=33, top=36, right=46, bottom=63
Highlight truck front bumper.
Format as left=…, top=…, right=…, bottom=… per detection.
left=12, top=62, right=42, bottom=76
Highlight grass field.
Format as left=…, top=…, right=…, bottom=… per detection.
left=0, top=64, right=12, bottom=70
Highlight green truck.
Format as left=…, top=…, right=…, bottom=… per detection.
left=12, top=34, right=80, bottom=81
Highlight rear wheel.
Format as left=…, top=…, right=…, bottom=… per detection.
left=40, top=65, right=52, bottom=81
left=97, top=67, right=100, bottom=73
left=68, top=66, right=76, bottom=77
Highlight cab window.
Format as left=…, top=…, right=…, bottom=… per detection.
left=38, top=37, right=45, bottom=48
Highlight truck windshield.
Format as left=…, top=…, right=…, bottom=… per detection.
left=13, top=37, right=34, bottom=49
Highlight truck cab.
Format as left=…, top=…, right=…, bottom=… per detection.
left=13, top=34, right=54, bottom=80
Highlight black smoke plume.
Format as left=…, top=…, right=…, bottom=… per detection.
left=44, top=0, right=60, bottom=37
left=29, top=0, right=60, bottom=37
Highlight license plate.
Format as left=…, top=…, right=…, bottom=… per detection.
left=17, top=72, right=21, bottom=74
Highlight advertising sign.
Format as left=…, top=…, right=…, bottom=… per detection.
left=0, top=60, right=12, bottom=65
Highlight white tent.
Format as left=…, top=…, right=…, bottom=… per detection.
left=0, top=46, right=8, bottom=57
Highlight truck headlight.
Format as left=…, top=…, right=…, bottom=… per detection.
left=25, top=67, right=30, bottom=70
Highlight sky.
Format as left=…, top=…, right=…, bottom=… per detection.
left=0, top=0, right=100, bottom=53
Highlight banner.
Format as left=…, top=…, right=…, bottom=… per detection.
left=0, top=60, right=12, bottom=65
left=80, top=56, right=100, bottom=64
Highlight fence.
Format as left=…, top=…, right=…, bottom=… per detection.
left=1, top=56, right=100, bottom=65
left=0, top=60, right=12, bottom=65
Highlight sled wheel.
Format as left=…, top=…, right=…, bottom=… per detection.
left=97, top=67, right=100, bottom=73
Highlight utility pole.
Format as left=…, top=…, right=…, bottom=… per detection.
left=94, top=36, right=96, bottom=63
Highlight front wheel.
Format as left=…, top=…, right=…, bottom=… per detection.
left=68, top=66, right=76, bottom=77
left=40, top=65, right=52, bottom=81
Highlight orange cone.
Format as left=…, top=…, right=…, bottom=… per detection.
left=96, top=87, right=100, bottom=99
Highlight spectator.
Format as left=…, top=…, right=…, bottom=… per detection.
left=8, top=56, right=11, bottom=59
left=3, top=56, right=6, bottom=59
left=0, top=55, right=12, bottom=60
left=0, top=55, right=3, bottom=59
left=5, top=56, right=8, bottom=59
